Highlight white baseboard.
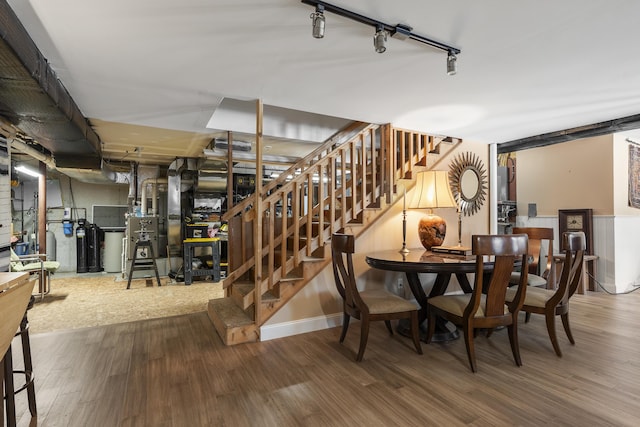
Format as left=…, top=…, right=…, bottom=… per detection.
left=260, top=312, right=343, bottom=341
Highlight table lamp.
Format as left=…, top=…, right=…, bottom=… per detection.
left=408, top=170, right=457, bottom=250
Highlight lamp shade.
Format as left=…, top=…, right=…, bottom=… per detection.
left=408, top=170, right=456, bottom=210
left=408, top=170, right=456, bottom=251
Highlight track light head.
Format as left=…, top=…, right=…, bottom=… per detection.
left=373, top=25, right=387, bottom=54
left=302, top=1, right=460, bottom=68
left=447, top=50, right=457, bottom=76
left=311, top=5, right=325, bottom=39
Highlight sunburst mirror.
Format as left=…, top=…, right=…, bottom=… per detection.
left=449, top=152, right=488, bottom=216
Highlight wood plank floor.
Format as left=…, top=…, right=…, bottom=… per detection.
left=9, top=290, right=640, bottom=426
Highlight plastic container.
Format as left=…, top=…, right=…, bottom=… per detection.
left=14, top=242, right=29, bottom=255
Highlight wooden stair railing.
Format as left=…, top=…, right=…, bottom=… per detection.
left=209, top=123, right=461, bottom=345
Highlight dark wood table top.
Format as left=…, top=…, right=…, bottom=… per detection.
left=366, top=249, right=489, bottom=274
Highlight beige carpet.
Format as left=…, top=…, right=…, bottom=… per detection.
left=27, top=274, right=224, bottom=335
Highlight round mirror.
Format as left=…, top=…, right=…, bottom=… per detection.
left=449, top=152, right=487, bottom=216
left=460, top=170, right=480, bottom=201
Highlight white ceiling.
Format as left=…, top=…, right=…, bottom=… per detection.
left=7, top=0, right=640, bottom=166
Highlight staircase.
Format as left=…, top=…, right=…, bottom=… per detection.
left=208, top=122, right=461, bottom=345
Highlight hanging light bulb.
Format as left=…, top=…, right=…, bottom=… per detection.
left=373, top=25, right=387, bottom=53
left=447, top=50, right=457, bottom=76
left=310, top=5, right=325, bottom=39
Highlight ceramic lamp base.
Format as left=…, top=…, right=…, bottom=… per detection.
left=418, top=214, right=447, bottom=250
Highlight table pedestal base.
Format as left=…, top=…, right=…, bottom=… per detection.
left=397, top=318, right=459, bottom=343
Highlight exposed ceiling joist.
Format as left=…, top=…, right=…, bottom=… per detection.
left=0, top=0, right=101, bottom=169
left=497, top=113, right=640, bottom=154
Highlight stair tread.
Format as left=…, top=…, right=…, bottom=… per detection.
left=208, top=298, right=253, bottom=328
left=234, top=282, right=279, bottom=302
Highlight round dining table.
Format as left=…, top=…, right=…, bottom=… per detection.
left=366, top=249, right=494, bottom=342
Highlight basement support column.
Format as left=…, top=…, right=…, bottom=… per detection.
left=254, top=100, right=263, bottom=332
left=38, top=161, right=47, bottom=295
left=226, top=131, right=233, bottom=296
left=38, top=161, right=46, bottom=257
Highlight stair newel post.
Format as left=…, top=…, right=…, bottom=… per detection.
left=281, top=191, right=288, bottom=277
left=317, top=163, right=325, bottom=247
left=381, top=124, right=392, bottom=204
left=306, top=172, right=313, bottom=256
left=268, top=200, right=275, bottom=292
left=370, top=127, right=377, bottom=205
left=350, top=139, right=357, bottom=218
left=329, top=155, right=336, bottom=236
left=340, top=149, right=347, bottom=229
left=399, top=129, right=406, bottom=179
left=254, top=99, right=264, bottom=325
left=226, top=131, right=234, bottom=290
left=359, top=133, right=366, bottom=209
left=292, top=181, right=300, bottom=266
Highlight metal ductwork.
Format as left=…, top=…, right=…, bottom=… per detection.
left=196, top=172, right=227, bottom=193
left=9, top=132, right=130, bottom=186
left=56, top=160, right=132, bottom=185
left=0, top=0, right=102, bottom=169
left=7, top=135, right=55, bottom=169
left=213, top=138, right=252, bottom=152
left=167, top=158, right=199, bottom=257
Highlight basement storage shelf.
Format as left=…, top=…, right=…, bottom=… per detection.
left=183, top=237, right=221, bottom=285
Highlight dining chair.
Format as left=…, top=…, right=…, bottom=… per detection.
left=426, top=234, right=529, bottom=372
left=505, top=231, right=585, bottom=357
left=509, top=227, right=554, bottom=289
left=331, top=233, right=422, bottom=361
left=10, top=247, right=60, bottom=300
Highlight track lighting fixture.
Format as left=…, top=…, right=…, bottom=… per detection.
left=310, top=4, right=325, bottom=39
left=447, top=50, right=457, bottom=76
left=302, top=0, right=461, bottom=74
left=373, top=25, right=387, bottom=54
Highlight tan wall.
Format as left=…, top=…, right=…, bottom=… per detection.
left=516, top=135, right=614, bottom=216
left=265, top=140, right=490, bottom=326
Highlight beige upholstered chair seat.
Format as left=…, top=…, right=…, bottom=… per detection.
left=429, top=294, right=509, bottom=318
left=426, top=234, right=530, bottom=372
left=508, top=227, right=555, bottom=289
left=506, top=286, right=552, bottom=308
left=509, top=271, right=547, bottom=288
left=506, top=232, right=586, bottom=357
left=360, top=289, right=419, bottom=314
left=331, top=233, right=422, bottom=361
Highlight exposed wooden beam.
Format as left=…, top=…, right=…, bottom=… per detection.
left=498, top=113, right=640, bottom=153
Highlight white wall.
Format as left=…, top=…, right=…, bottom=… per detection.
left=515, top=214, right=617, bottom=293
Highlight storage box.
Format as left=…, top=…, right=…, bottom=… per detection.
left=186, top=224, right=209, bottom=239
